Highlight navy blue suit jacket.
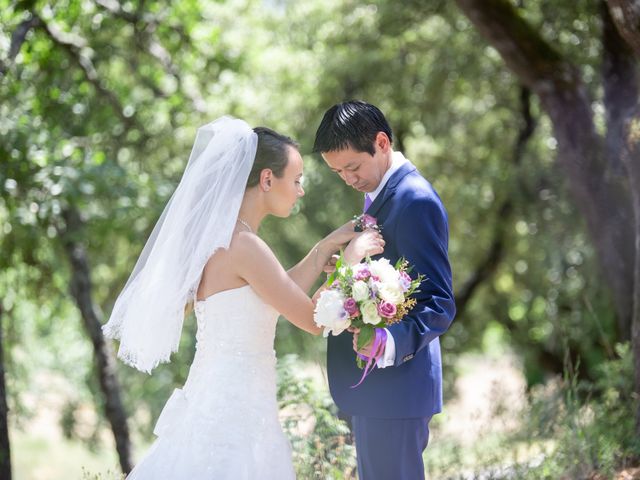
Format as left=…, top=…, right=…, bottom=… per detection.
left=327, top=161, right=456, bottom=419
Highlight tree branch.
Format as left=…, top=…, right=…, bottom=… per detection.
left=94, top=0, right=205, bottom=112
left=607, top=0, right=640, bottom=58
left=455, top=0, right=635, bottom=341
left=455, top=0, right=575, bottom=93
left=59, top=207, right=133, bottom=474
left=0, top=14, right=42, bottom=77
left=143, top=34, right=206, bottom=112
left=94, top=0, right=142, bottom=24
left=35, top=16, right=130, bottom=124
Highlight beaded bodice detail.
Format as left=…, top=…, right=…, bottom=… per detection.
left=194, top=285, right=278, bottom=360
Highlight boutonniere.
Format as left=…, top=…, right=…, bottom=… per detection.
left=353, top=213, right=381, bottom=232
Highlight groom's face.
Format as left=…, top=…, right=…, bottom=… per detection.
left=321, top=132, right=391, bottom=193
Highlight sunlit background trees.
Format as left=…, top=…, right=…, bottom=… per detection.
left=2, top=0, right=639, bottom=478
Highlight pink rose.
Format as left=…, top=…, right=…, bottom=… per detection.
left=344, top=298, right=360, bottom=317
left=377, top=301, right=397, bottom=318
left=353, top=264, right=371, bottom=281
left=361, top=214, right=378, bottom=230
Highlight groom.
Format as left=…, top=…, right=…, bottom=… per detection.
left=313, top=101, right=456, bottom=479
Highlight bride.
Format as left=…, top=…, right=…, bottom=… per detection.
left=102, top=116, right=384, bottom=479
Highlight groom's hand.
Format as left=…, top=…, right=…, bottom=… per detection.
left=349, top=327, right=381, bottom=357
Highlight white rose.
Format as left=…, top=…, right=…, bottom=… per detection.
left=361, top=301, right=381, bottom=325
left=314, top=289, right=350, bottom=337
left=378, top=284, right=404, bottom=304
left=351, top=281, right=370, bottom=302
left=369, top=258, right=400, bottom=285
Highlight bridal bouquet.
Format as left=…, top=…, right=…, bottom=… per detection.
left=314, top=221, right=423, bottom=384
left=314, top=256, right=422, bottom=347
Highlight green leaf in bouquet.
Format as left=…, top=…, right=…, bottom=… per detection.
left=344, top=263, right=353, bottom=278
left=356, top=325, right=375, bottom=352
left=408, top=274, right=427, bottom=295
left=326, top=252, right=344, bottom=287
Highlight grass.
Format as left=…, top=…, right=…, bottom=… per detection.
left=10, top=347, right=639, bottom=479
left=423, top=344, right=640, bottom=479
left=12, top=430, right=121, bottom=480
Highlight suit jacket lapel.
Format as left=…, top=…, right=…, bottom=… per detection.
left=366, top=162, right=417, bottom=218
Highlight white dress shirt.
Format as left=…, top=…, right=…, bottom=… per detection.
left=366, top=151, right=408, bottom=368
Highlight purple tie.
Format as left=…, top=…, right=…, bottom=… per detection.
left=363, top=194, right=372, bottom=212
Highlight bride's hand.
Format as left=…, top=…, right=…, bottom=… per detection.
left=323, top=254, right=340, bottom=273
left=343, top=230, right=385, bottom=265
left=323, top=220, right=357, bottom=251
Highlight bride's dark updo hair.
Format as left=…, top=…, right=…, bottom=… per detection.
left=246, top=127, right=299, bottom=187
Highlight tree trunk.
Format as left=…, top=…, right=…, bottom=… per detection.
left=455, top=0, right=640, bottom=432
left=626, top=112, right=640, bottom=436
left=455, top=0, right=634, bottom=340
left=0, top=304, right=12, bottom=480
left=603, top=1, right=639, bottom=179
left=607, top=0, right=640, bottom=59
left=601, top=1, right=640, bottom=436
left=59, top=208, right=133, bottom=474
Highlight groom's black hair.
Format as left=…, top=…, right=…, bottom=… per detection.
left=312, top=100, right=393, bottom=156
left=247, top=127, right=299, bottom=187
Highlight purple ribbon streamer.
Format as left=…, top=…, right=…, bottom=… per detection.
left=351, top=328, right=387, bottom=388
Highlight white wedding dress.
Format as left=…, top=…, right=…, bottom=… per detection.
left=127, top=285, right=296, bottom=479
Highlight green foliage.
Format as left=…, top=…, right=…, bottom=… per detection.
left=356, top=326, right=374, bottom=353
left=1, top=0, right=635, bottom=476
left=493, top=343, right=638, bottom=480
left=515, top=343, right=639, bottom=479
left=277, top=355, right=356, bottom=479
left=423, top=344, right=638, bottom=479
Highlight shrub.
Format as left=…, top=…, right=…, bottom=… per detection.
left=277, top=354, right=357, bottom=479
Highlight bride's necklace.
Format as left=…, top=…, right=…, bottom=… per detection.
left=236, top=218, right=253, bottom=233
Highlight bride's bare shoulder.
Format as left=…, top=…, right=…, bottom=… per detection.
left=202, top=231, right=281, bottom=289
left=228, top=230, right=274, bottom=260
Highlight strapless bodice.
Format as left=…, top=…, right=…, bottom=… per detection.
left=193, top=284, right=279, bottom=357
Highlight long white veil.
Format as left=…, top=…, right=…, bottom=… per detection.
left=103, top=116, right=257, bottom=373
